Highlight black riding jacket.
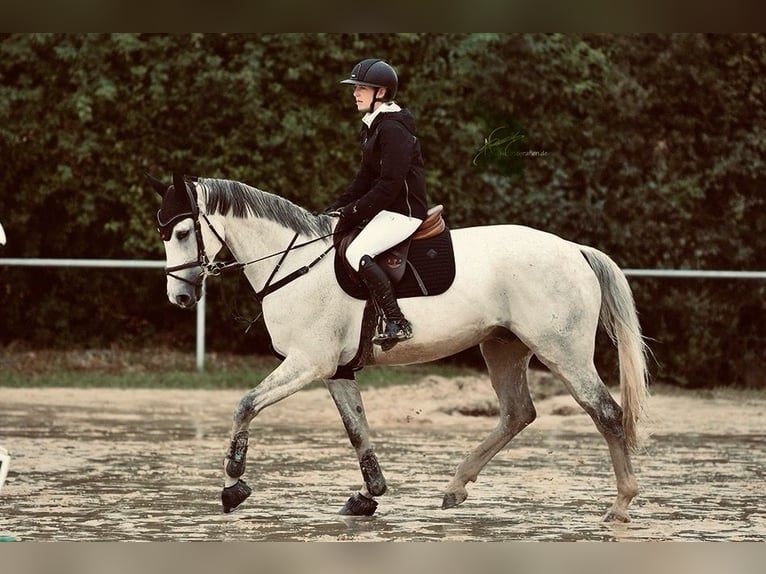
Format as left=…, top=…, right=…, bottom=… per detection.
left=329, top=107, right=428, bottom=226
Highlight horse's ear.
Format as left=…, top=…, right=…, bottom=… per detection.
left=172, top=172, right=187, bottom=194
left=145, top=172, right=168, bottom=197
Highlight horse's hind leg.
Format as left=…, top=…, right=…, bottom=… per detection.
left=326, top=375, right=387, bottom=516
left=540, top=357, right=639, bottom=522
left=573, top=368, right=638, bottom=522
left=442, top=336, right=536, bottom=509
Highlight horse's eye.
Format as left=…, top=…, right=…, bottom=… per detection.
left=176, top=229, right=191, bottom=241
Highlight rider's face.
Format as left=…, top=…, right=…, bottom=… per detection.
left=353, top=85, right=384, bottom=112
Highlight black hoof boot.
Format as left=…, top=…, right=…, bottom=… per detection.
left=225, top=430, right=249, bottom=478
left=359, top=451, right=387, bottom=497
left=339, top=493, right=378, bottom=516
left=222, top=479, right=252, bottom=513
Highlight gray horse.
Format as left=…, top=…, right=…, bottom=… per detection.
left=151, top=173, right=650, bottom=522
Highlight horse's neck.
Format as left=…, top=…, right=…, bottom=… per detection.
left=223, top=214, right=294, bottom=258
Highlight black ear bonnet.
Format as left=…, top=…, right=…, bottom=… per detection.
left=156, top=175, right=198, bottom=241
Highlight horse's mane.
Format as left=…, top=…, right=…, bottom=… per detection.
left=197, top=178, right=332, bottom=237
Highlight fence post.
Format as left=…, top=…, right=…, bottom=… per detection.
left=196, top=280, right=206, bottom=372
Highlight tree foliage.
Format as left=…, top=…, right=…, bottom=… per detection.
left=1, top=33, right=764, bottom=387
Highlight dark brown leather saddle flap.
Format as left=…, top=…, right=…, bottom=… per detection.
left=335, top=205, right=446, bottom=286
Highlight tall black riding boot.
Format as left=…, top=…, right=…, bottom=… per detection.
left=358, top=255, right=413, bottom=346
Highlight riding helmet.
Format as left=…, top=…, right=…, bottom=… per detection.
left=340, top=59, right=398, bottom=101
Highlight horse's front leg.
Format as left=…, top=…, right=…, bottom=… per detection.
left=221, top=356, right=331, bottom=513
left=326, top=372, right=387, bottom=516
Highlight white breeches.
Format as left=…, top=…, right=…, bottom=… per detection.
left=346, top=210, right=423, bottom=271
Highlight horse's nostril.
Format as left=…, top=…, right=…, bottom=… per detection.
left=176, top=293, right=193, bottom=307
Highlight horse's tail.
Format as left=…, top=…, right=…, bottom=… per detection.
left=580, top=246, right=650, bottom=452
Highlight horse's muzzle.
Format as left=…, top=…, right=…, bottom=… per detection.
left=168, top=279, right=202, bottom=309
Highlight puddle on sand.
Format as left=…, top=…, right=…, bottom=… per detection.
left=0, top=396, right=764, bottom=541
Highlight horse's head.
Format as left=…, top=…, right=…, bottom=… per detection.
left=147, top=172, right=224, bottom=309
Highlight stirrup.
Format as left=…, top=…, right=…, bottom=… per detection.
left=372, top=319, right=413, bottom=345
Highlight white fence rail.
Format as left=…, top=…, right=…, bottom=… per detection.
left=1, top=258, right=765, bottom=371
left=622, top=269, right=766, bottom=279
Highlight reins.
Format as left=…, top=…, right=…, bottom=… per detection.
left=252, top=233, right=335, bottom=303
left=205, top=230, right=334, bottom=278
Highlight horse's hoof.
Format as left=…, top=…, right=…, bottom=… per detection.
left=441, top=490, right=467, bottom=509
left=601, top=509, right=630, bottom=523
left=339, top=493, right=378, bottom=516
left=222, top=479, right=252, bottom=513
left=441, top=493, right=458, bottom=509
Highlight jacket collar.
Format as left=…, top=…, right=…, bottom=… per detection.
left=362, top=101, right=402, bottom=128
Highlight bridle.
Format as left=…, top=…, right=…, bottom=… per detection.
left=158, top=179, right=335, bottom=303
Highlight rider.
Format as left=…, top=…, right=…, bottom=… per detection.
left=326, top=58, right=428, bottom=346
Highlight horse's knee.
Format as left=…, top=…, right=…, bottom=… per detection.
left=501, top=400, right=536, bottom=434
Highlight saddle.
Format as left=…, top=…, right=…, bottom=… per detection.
left=333, top=205, right=455, bottom=300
